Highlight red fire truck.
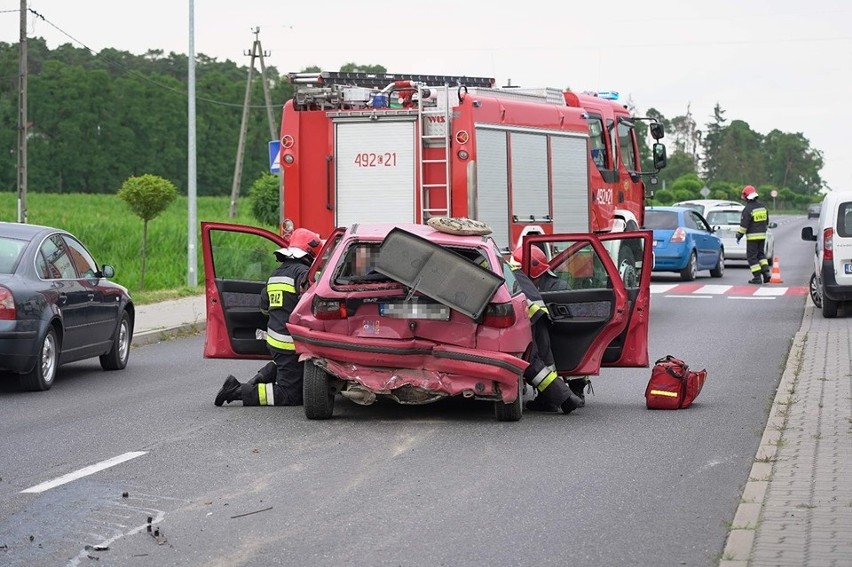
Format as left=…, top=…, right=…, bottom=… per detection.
left=277, top=71, right=667, bottom=253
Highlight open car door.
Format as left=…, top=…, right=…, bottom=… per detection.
left=201, top=222, right=288, bottom=359
left=520, top=231, right=651, bottom=376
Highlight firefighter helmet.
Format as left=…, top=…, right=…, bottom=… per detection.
left=275, top=228, right=322, bottom=261
left=512, top=245, right=549, bottom=279
left=741, top=185, right=758, bottom=200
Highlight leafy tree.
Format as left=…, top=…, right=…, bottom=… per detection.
left=117, top=174, right=178, bottom=289
left=763, top=130, right=823, bottom=195
left=249, top=173, right=281, bottom=227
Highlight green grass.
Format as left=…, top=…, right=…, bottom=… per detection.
left=1, top=192, right=275, bottom=303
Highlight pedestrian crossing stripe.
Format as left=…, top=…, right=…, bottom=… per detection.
left=651, top=284, right=807, bottom=297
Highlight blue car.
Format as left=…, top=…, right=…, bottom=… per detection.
left=644, top=206, right=725, bottom=281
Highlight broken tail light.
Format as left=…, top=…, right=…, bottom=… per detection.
left=670, top=227, right=687, bottom=243
left=481, top=302, right=515, bottom=328
left=312, top=297, right=348, bottom=320
left=0, top=286, right=15, bottom=320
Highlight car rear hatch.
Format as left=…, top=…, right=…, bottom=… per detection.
left=833, top=199, right=852, bottom=286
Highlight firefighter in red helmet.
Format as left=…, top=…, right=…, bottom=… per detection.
left=509, top=246, right=584, bottom=414
left=737, top=185, right=771, bottom=284
left=215, top=228, right=323, bottom=407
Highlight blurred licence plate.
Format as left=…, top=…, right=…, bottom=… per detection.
left=845, top=263, right=852, bottom=274
left=380, top=301, right=450, bottom=320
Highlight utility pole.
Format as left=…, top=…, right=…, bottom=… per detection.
left=187, top=0, right=198, bottom=287
left=228, top=27, right=276, bottom=218
left=17, top=0, right=28, bottom=223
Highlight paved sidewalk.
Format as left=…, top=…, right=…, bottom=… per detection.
left=721, top=304, right=852, bottom=566
left=131, top=295, right=206, bottom=347
left=132, top=295, right=852, bottom=566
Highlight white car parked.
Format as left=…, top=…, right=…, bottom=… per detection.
left=801, top=190, right=852, bottom=318
left=703, top=204, right=776, bottom=267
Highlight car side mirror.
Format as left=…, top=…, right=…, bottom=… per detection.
left=801, top=227, right=817, bottom=241
left=100, top=264, right=116, bottom=278
left=649, top=122, right=664, bottom=140
left=768, top=221, right=778, bottom=229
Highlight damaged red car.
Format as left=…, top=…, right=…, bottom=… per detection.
left=201, top=221, right=652, bottom=421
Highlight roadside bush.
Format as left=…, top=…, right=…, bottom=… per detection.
left=249, top=173, right=281, bottom=228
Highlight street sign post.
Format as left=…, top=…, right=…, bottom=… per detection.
left=268, top=140, right=281, bottom=173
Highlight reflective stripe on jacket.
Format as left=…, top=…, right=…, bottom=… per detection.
left=737, top=199, right=769, bottom=240
left=260, top=259, right=309, bottom=353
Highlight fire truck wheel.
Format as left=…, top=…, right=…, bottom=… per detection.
left=616, top=246, right=638, bottom=287
left=304, top=361, right=335, bottom=420
left=494, top=376, right=524, bottom=422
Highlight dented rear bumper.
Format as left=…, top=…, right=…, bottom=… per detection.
left=288, top=323, right=528, bottom=404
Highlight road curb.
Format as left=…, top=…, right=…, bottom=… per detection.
left=719, top=308, right=810, bottom=565
left=131, top=322, right=207, bottom=348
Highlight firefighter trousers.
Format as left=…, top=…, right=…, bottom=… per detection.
left=240, top=348, right=304, bottom=406
left=746, top=238, right=769, bottom=275
left=523, top=319, right=573, bottom=405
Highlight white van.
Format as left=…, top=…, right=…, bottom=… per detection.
left=801, top=190, right=852, bottom=317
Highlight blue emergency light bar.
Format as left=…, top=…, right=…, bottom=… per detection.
left=596, top=91, right=619, bottom=100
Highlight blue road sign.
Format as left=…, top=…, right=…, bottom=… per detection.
left=268, top=140, right=281, bottom=173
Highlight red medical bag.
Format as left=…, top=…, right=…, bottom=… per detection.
left=645, top=355, right=707, bottom=410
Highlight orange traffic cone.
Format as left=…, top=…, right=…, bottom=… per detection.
left=769, top=257, right=783, bottom=283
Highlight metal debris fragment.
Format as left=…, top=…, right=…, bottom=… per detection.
left=230, top=506, right=273, bottom=519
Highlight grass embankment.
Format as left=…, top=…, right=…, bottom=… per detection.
left=0, top=192, right=274, bottom=304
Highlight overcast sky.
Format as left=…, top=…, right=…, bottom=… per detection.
left=2, top=0, right=850, bottom=193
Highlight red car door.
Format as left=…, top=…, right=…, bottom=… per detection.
left=518, top=231, right=651, bottom=376
left=201, top=222, right=288, bottom=359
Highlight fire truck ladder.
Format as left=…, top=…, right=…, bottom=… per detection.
left=418, top=84, right=451, bottom=222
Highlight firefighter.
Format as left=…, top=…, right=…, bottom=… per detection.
left=508, top=248, right=584, bottom=414
left=214, top=228, right=323, bottom=407
left=736, top=185, right=771, bottom=284
left=512, top=245, right=592, bottom=404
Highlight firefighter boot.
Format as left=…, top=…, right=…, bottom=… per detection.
left=568, top=377, right=589, bottom=408
left=526, top=379, right=584, bottom=415
left=762, top=266, right=772, bottom=284
left=214, top=375, right=242, bottom=406
left=748, top=273, right=763, bottom=285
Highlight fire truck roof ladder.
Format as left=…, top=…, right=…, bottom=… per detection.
left=419, top=84, right=451, bottom=222
left=289, top=71, right=495, bottom=89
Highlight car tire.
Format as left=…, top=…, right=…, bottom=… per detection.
left=710, top=250, right=725, bottom=278
left=822, top=295, right=838, bottom=319
left=100, top=311, right=132, bottom=371
left=680, top=251, right=697, bottom=281
left=20, top=327, right=59, bottom=391
left=304, top=361, right=335, bottom=420
left=809, top=273, right=822, bottom=308
left=495, top=376, right=523, bottom=422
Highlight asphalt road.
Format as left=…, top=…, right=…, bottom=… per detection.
left=0, top=215, right=817, bottom=567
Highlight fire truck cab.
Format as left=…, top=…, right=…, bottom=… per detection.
left=278, top=71, right=666, bottom=253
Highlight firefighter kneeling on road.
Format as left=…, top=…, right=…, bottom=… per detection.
left=509, top=247, right=584, bottom=414
left=736, top=185, right=771, bottom=285
left=214, top=228, right=322, bottom=407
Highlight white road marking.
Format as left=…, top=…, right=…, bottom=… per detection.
left=754, top=287, right=788, bottom=296
left=650, top=284, right=680, bottom=294
left=696, top=285, right=733, bottom=294
left=727, top=296, right=776, bottom=300
left=665, top=295, right=713, bottom=299
left=21, top=451, right=147, bottom=494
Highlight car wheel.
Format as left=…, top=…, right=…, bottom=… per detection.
left=822, top=295, right=838, bottom=319
left=20, top=327, right=59, bottom=391
left=680, top=251, right=697, bottom=281
left=304, top=361, right=334, bottom=419
left=809, top=273, right=822, bottom=308
left=100, top=311, right=132, bottom=370
left=710, top=249, right=725, bottom=278
left=495, top=376, right=523, bottom=422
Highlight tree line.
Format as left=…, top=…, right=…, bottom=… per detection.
left=1, top=40, right=824, bottom=208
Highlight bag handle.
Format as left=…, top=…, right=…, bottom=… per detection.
left=655, top=355, right=688, bottom=379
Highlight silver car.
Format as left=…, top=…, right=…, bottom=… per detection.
left=704, top=204, right=777, bottom=266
